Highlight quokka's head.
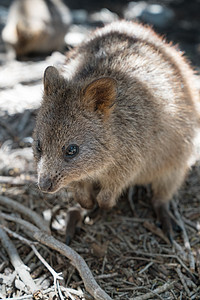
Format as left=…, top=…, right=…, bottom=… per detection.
left=33, top=66, right=117, bottom=193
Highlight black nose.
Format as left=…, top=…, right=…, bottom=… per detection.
left=38, top=177, right=53, bottom=192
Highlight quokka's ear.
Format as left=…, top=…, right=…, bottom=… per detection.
left=83, top=77, right=117, bottom=115
left=43, top=66, right=61, bottom=96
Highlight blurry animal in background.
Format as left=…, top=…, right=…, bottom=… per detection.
left=2, top=0, right=71, bottom=58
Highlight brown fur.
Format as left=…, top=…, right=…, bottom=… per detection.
left=33, top=21, right=200, bottom=236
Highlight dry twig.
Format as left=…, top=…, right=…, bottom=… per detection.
left=172, top=240, right=188, bottom=262
left=182, top=216, right=200, bottom=231
left=143, top=221, right=170, bottom=244
left=0, top=227, right=39, bottom=294
left=176, top=266, right=191, bottom=297
left=125, top=249, right=197, bottom=278
left=33, top=231, right=112, bottom=300
left=0, top=195, right=49, bottom=233
left=130, top=281, right=175, bottom=300
left=31, top=245, right=63, bottom=290
left=172, top=200, right=195, bottom=271
left=1, top=212, right=112, bottom=300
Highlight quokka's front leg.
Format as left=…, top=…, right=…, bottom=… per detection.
left=65, top=180, right=99, bottom=244
left=70, top=180, right=97, bottom=209
left=96, top=175, right=125, bottom=209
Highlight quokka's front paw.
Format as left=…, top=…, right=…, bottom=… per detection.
left=76, top=197, right=95, bottom=209
left=73, top=191, right=95, bottom=209
left=96, top=190, right=116, bottom=210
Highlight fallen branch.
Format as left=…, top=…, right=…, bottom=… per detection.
left=130, top=281, right=175, bottom=300
left=31, top=244, right=65, bottom=299
left=182, top=216, right=200, bottom=231
left=73, top=273, right=119, bottom=287
left=124, top=249, right=197, bottom=278
left=172, top=200, right=195, bottom=271
left=0, top=227, right=39, bottom=295
left=143, top=221, right=170, bottom=244
left=176, top=266, right=191, bottom=297
left=0, top=195, right=49, bottom=233
left=42, top=286, right=84, bottom=297
left=138, top=262, right=154, bottom=275
left=1, top=213, right=112, bottom=300
left=33, top=231, right=112, bottom=300
left=172, top=240, right=188, bottom=262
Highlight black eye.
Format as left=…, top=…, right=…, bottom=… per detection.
left=63, top=144, right=79, bottom=159
left=36, top=140, right=42, bottom=153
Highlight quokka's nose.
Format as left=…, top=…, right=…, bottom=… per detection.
left=38, top=176, right=53, bottom=192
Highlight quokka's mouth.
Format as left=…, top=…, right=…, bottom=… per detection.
left=38, top=177, right=62, bottom=194
left=39, top=185, right=62, bottom=194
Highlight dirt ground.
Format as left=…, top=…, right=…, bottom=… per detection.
left=0, top=0, right=200, bottom=299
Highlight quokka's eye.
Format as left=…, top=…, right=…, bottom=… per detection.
left=36, top=140, right=42, bottom=153
left=63, top=144, right=79, bottom=159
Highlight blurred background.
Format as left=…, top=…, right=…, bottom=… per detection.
left=0, top=0, right=200, bottom=60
